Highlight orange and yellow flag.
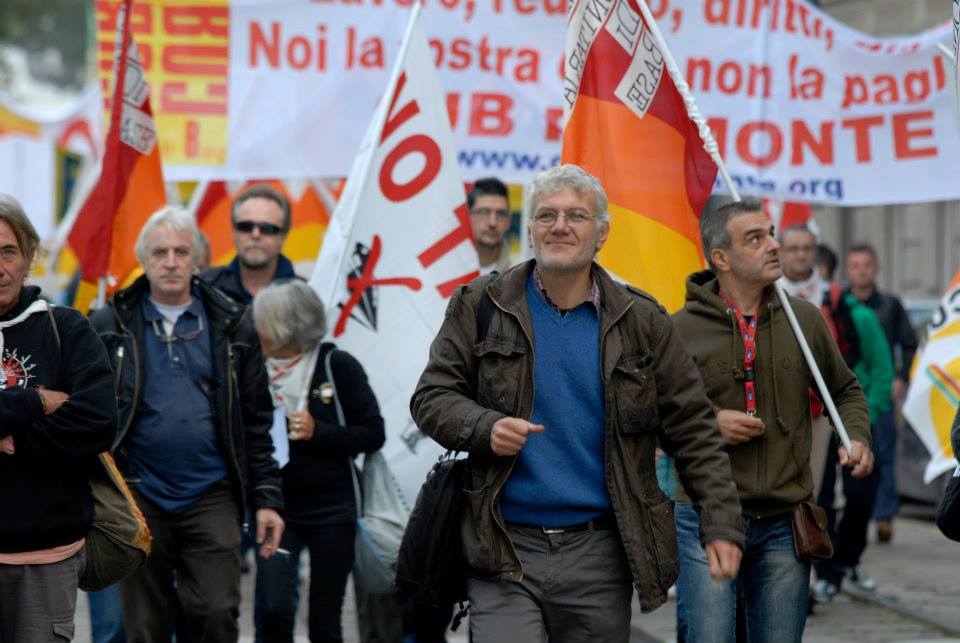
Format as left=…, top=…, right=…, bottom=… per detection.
left=562, top=0, right=717, bottom=311
left=68, top=0, right=165, bottom=297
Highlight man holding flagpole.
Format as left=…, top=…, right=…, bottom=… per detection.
left=673, top=199, right=874, bottom=641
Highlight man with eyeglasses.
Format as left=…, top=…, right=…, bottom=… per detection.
left=202, top=183, right=299, bottom=305
left=412, top=164, right=744, bottom=642
left=468, top=177, right=515, bottom=275
left=91, top=206, right=285, bottom=642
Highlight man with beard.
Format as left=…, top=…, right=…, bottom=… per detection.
left=412, top=164, right=744, bottom=642
left=468, top=177, right=515, bottom=275
left=672, top=200, right=873, bottom=641
left=202, top=184, right=299, bottom=304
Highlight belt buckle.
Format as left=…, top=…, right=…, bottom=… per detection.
left=542, top=526, right=566, bottom=535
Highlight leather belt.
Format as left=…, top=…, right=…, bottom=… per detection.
left=510, top=513, right=616, bottom=535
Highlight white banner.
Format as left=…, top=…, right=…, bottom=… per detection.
left=310, top=5, right=480, bottom=506
left=903, top=279, right=960, bottom=483
left=218, top=0, right=563, bottom=185
left=661, top=1, right=960, bottom=205
left=111, top=0, right=959, bottom=206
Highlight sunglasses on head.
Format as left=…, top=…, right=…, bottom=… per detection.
left=234, top=220, right=285, bottom=236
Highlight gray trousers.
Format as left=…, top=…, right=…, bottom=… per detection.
left=468, top=525, right=633, bottom=643
left=0, top=550, right=83, bottom=642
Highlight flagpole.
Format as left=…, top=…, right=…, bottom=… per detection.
left=938, top=41, right=956, bottom=62
left=322, top=2, right=424, bottom=309
left=186, top=180, right=211, bottom=220
left=635, top=0, right=854, bottom=454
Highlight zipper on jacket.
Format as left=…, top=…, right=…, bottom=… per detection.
left=225, top=341, right=248, bottom=516
left=114, top=345, right=125, bottom=392
left=487, top=293, right=534, bottom=581
left=110, top=307, right=142, bottom=449
left=599, top=299, right=638, bottom=577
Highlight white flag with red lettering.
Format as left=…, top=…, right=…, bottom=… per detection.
left=310, top=5, right=480, bottom=506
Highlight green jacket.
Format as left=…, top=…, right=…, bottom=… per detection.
left=845, top=293, right=894, bottom=425
left=672, top=271, right=871, bottom=518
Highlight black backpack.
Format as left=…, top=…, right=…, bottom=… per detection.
left=395, top=277, right=497, bottom=624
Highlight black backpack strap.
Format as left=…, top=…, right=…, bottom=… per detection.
left=475, top=272, right=498, bottom=344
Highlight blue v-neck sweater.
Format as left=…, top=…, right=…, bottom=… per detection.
left=499, top=277, right=612, bottom=527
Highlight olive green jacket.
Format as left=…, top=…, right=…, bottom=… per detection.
left=672, top=271, right=871, bottom=518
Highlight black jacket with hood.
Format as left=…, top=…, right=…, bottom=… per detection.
left=0, top=286, right=117, bottom=552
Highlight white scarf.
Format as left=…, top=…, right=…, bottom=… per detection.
left=264, top=346, right=321, bottom=417
left=0, top=299, right=49, bottom=364
left=779, top=273, right=823, bottom=308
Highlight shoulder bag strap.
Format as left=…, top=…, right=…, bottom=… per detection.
left=323, top=348, right=362, bottom=518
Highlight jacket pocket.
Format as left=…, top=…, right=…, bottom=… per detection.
left=461, top=484, right=496, bottom=574
left=614, top=353, right=659, bottom=433
left=646, top=494, right=679, bottom=583
left=474, top=338, right=526, bottom=415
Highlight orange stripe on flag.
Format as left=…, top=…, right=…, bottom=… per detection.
left=564, top=96, right=701, bottom=248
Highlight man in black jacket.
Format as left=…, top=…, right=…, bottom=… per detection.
left=91, top=206, right=284, bottom=643
left=846, top=243, right=918, bottom=544
left=201, top=183, right=299, bottom=304
left=0, top=195, right=118, bottom=640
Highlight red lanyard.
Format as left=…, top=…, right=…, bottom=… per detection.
left=723, top=296, right=759, bottom=416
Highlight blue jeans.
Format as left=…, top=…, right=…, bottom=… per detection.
left=872, top=409, right=899, bottom=521
left=675, top=502, right=809, bottom=643
left=88, top=585, right=126, bottom=643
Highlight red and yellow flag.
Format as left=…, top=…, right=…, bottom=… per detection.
left=562, top=0, right=717, bottom=311
left=68, top=0, right=165, bottom=294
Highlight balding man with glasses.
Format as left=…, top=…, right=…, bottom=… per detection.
left=91, top=206, right=285, bottom=643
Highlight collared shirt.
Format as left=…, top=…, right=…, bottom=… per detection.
left=531, top=264, right=602, bottom=316
left=227, top=254, right=298, bottom=304
left=128, top=294, right=227, bottom=513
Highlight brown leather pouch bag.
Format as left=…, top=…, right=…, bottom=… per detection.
left=790, top=501, right=833, bottom=561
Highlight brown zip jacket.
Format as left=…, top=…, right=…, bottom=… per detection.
left=410, top=261, right=745, bottom=612
left=672, top=271, right=871, bottom=518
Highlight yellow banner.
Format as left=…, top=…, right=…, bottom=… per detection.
left=96, top=0, right=228, bottom=166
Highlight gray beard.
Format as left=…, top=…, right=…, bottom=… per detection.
left=238, top=254, right=274, bottom=271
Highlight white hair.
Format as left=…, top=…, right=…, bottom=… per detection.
left=134, top=206, right=204, bottom=269
left=525, top=164, right=610, bottom=223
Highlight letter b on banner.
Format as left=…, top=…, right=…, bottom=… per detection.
left=379, top=134, right=442, bottom=202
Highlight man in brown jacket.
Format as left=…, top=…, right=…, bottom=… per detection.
left=672, top=199, right=874, bottom=642
left=411, top=164, right=745, bottom=642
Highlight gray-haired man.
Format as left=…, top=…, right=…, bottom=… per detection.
left=412, top=164, right=744, bottom=642
left=91, top=206, right=284, bottom=642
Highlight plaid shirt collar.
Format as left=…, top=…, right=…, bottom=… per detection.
left=532, top=264, right=602, bottom=316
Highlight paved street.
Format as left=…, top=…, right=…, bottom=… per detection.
left=75, top=515, right=958, bottom=642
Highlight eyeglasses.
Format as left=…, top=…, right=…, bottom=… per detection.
left=234, top=220, right=285, bottom=236
left=470, top=208, right=511, bottom=221
left=532, top=210, right=595, bottom=227
left=151, top=316, right=205, bottom=344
